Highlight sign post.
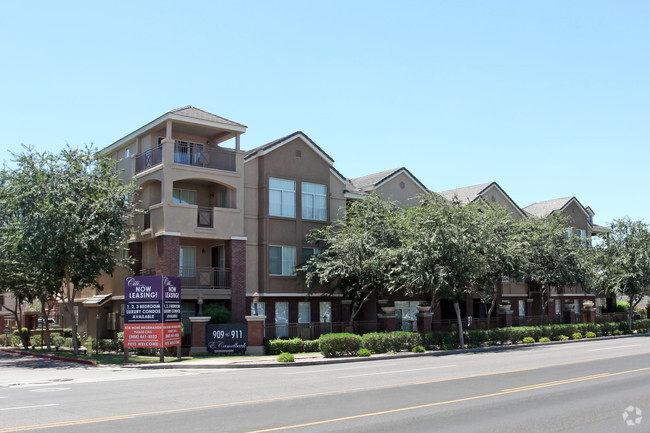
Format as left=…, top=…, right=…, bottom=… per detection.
left=124, top=276, right=182, bottom=362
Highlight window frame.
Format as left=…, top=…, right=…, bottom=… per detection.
left=269, top=245, right=297, bottom=276
left=173, top=188, right=197, bottom=205
left=269, top=177, right=296, bottom=218
left=301, top=182, right=327, bottom=221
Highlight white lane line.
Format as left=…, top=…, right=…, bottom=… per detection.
left=0, top=396, right=7, bottom=399
left=29, top=387, right=70, bottom=393
left=0, top=403, right=59, bottom=411
left=284, top=363, right=399, bottom=375
left=340, top=365, right=456, bottom=378
left=588, top=344, right=640, bottom=352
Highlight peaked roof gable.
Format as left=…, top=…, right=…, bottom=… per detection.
left=523, top=196, right=591, bottom=221
left=102, top=106, right=246, bottom=154
left=438, top=181, right=526, bottom=218
left=244, top=131, right=334, bottom=165
left=348, top=167, right=428, bottom=194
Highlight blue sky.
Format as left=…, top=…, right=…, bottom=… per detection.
left=1, top=1, right=648, bottom=225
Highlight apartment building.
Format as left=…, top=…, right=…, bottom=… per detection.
left=64, top=106, right=609, bottom=341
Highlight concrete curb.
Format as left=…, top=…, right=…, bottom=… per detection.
left=0, top=348, right=98, bottom=366
left=126, top=333, right=647, bottom=370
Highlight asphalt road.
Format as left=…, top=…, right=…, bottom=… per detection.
left=1, top=336, right=649, bottom=432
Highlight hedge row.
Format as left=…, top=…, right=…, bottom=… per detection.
left=266, top=338, right=320, bottom=355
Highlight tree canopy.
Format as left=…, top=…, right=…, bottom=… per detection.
left=0, top=146, right=137, bottom=353
left=597, top=217, right=650, bottom=329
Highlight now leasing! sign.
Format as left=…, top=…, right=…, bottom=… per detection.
left=124, top=276, right=182, bottom=348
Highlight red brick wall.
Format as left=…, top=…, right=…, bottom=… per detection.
left=227, top=239, right=246, bottom=323
left=156, top=235, right=179, bottom=276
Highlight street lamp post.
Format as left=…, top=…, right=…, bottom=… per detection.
left=197, top=293, right=204, bottom=316
left=253, top=292, right=259, bottom=316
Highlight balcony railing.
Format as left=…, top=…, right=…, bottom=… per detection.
left=197, top=207, right=213, bottom=228
left=140, top=267, right=230, bottom=289
left=174, top=143, right=236, bottom=172
left=135, top=145, right=163, bottom=173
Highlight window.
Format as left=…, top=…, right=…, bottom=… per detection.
left=275, top=302, right=289, bottom=338
left=501, top=275, right=510, bottom=283
left=302, top=182, right=327, bottom=221
left=301, top=247, right=321, bottom=265
left=269, top=246, right=296, bottom=276
left=269, top=178, right=295, bottom=217
left=319, top=302, right=332, bottom=323
left=251, top=301, right=266, bottom=316
left=180, top=246, right=196, bottom=277
left=173, top=188, right=197, bottom=205
left=125, top=147, right=130, bottom=158
left=518, top=300, right=525, bottom=317
left=298, top=302, right=311, bottom=323
left=174, top=140, right=204, bottom=165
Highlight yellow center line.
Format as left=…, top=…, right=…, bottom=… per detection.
left=247, top=367, right=650, bottom=433
left=1, top=350, right=650, bottom=433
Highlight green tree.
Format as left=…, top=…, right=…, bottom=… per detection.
left=472, top=204, right=525, bottom=329
left=300, top=195, right=403, bottom=324
left=520, top=214, right=588, bottom=320
left=0, top=146, right=137, bottom=354
left=598, top=218, right=650, bottom=329
left=395, top=195, right=486, bottom=349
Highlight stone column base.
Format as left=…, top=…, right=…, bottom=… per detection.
left=416, top=313, right=433, bottom=333
left=377, top=314, right=396, bottom=332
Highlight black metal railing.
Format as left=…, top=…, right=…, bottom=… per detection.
left=174, top=143, right=236, bottom=171
left=140, top=267, right=230, bottom=289
left=263, top=321, right=377, bottom=340
left=135, top=145, right=163, bottom=173
left=197, top=207, right=213, bottom=227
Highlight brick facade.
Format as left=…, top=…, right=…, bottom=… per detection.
left=227, top=239, right=247, bottom=323
left=156, top=235, right=180, bottom=276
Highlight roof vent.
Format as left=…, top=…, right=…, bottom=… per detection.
left=296, top=150, right=302, bottom=158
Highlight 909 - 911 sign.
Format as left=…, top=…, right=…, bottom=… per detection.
left=206, top=324, right=247, bottom=354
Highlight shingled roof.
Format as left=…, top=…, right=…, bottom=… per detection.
left=244, top=131, right=334, bottom=164
left=347, top=167, right=428, bottom=194
left=523, top=197, right=575, bottom=218
left=169, top=105, right=247, bottom=128
left=438, top=182, right=494, bottom=204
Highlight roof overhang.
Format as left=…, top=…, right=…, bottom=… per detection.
left=244, top=132, right=334, bottom=166
left=82, top=293, right=112, bottom=306
left=101, top=112, right=247, bottom=155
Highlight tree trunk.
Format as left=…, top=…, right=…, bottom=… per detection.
left=63, top=267, right=79, bottom=355
left=40, top=303, right=51, bottom=351
left=486, top=282, right=498, bottom=329
left=453, top=301, right=465, bottom=350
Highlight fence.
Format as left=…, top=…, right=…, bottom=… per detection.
left=263, top=321, right=377, bottom=340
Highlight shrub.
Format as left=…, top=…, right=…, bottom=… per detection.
left=203, top=303, right=231, bottom=324
left=277, top=352, right=294, bottom=362
left=412, top=345, right=425, bottom=353
left=615, top=301, right=630, bottom=313
left=613, top=329, right=623, bottom=336
left=522, top=337, right=535, bottom=344
left=357, top=348, right=371, bottom=357
left=488, top=328, right=511, bottom=345
left=557, top=335, right=569, bottom=341
left=634, top=319, right=650, bottom=330
left=570, top=332, right=582, bottom=340
left=53, top=335, right=65, bottom=348
left=99, top=339, right=116, bottom=353
left=421, top=331, right=459, bottom=349
left=267, top=338, right=303, bottom=355
left=31, top=335, right=43, bottom=347
left=13, top=328, right=30, bottom=347
left=637, top=328, right=646, bottom=334
left=116, top=332, right=125, bottom=352
left=135, top=347, right=159, bottom=356
left=85, top=337, right=94, bottom=355
left=361, top=333, right=392, bottom=353
left=64, top=337, right=73, bottom=348
left=539, top=337, right=551, bottom=343
left=623, top=329, right=633, bottom=335
left=585, top=332, right=596, bottom=338
left=302, top=340, right=320, bottom=353
left=319, top=333, right=362, bottom=358
left=464, top=330, right=490, bottom=347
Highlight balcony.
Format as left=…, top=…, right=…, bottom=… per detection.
left=141, top=267, right=230, bottom=290
left=174, top=142, right=236, bottom=172
left=135, top=145, right=163, bottom=173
